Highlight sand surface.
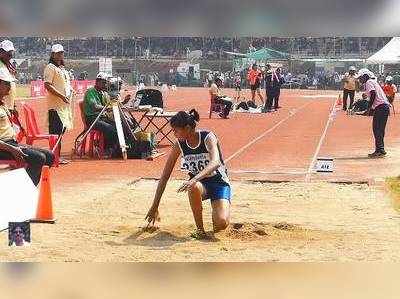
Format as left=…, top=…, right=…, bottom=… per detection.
left=1, top=179, right=400, bottom=261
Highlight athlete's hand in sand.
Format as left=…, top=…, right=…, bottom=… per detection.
left=177, top=179, right=197, bottom=193
left=145, top=205, right=161, bottom=227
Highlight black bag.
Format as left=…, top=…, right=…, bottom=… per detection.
left=126, top=132, right=157, bottom=159
left=135, top=89, right=163, bottom=108
left=237, top=101, right=249, bottom=110
left=247, top=101, right=258, bottom=109
left=127, top=140, right=152, bottom=159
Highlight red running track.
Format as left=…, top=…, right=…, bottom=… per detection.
left=14, top=87, right=400, bottom=189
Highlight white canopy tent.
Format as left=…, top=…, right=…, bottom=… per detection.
left=367, top=37, right=400, bottom=64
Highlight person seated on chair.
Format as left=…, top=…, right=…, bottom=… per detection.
left=0, top=40, right=25, bottom=141
left=0, top=40, right=17, bottom=114
left=83, top=72, right=120, bottom=157
left=209, top=77, right=233, bottom=119
left=0, top=69, right=54, bottom=186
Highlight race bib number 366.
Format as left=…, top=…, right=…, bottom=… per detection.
left=181, top=153, right=210, bottom=174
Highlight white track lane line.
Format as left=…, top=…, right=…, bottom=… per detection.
left=304, top=98, right=338, bottom=182
left=225, top=101, right=312, bottom=164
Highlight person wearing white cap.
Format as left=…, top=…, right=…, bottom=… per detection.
left=382, top=76, right=397, bottom=109
left=43, top=43, right=74, bottom=164
left=0, top=40, right=17, bottom=113
left=342, top=66, right=357, bottom=111
left=356, top=68, right=390, bottom=158
left=0, top=68, right=54, bottom=185
left=83, top=72, right=120, bottom=157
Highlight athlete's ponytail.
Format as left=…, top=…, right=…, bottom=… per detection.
left=170, top=109, right=200, bottom=129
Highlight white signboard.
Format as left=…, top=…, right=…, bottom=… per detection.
left=112, top=103, right=127, bottom=160
left=315, top=157, right=334, bottom=173
left=99, top=57, right=113, bottom=76
left=0, top=169, right=38, bottom=231
left=177, top=62, right=200, bottom=80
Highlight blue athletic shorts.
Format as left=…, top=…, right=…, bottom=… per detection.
left=200, top=180, right=231, bottom=203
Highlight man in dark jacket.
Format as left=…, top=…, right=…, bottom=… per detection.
left=263, top=65, right=284, bottom=113
left=272, top=68, right=285, bottom=110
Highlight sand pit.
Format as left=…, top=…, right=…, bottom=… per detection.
left=1, top=179, right=400, bottom=261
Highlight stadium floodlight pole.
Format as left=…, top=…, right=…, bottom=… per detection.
left=134, top=37, right=137, bottom=84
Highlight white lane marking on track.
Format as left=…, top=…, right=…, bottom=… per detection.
left=225, top=102, right=312, bottom=164
left=304, top=99, right=338, bottom=182
left=301, top=95, right=337, bottom=98
left=230, top=170, right=308, bottom=175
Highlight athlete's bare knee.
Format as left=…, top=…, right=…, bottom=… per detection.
left=188, top=182, right=203, bottom=194
left=214, top=218, right=230, bottom=232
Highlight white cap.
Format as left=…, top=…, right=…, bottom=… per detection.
left=0, top=68, right=17, bottom=83
left=0, top=40, right=15, bottom=52
left=386, top=76, right=393, bottom=81
left=51, top=44, right=64, bottom=53
left=356, top=68, right=375, bottom=79
left=349, top=66, right=356, bottom=71
left=96, top=72, right=110, bottom=80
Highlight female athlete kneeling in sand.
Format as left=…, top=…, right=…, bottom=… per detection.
left=145, top=109, right=231, bottom=239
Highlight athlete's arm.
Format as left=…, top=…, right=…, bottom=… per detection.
left=44, top=82, right=70, bottom=104
left=177, top=133, right=222, bottom=192
left=145, top=142, right=180, bottom=225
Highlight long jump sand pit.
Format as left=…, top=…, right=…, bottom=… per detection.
left=1, top=179, right=400, bottom=262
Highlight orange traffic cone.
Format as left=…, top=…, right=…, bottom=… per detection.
left=32, top=166, right=55, bottom=223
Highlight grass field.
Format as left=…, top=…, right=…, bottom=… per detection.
left=15, top=84, right=31, bottom=98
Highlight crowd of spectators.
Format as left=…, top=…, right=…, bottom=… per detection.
left=0, top=37, right=392, bottom=60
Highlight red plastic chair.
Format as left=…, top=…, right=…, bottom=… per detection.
left=22, top=103, right=59, bottom=166
left=9, top=113, right=26, bottom=143
left=209, top=95, right=225, bottom=118
left=77, top=101, right=105, bottom=158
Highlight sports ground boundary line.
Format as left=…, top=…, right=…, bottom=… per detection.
left=225, top=101, right=312, bottom=164
left=230, top=170, right=308, bottom=175
left=304, top=98, right=338, bottom=182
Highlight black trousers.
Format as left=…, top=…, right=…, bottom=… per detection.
left=343, top=89, right=355, bottom=110
left=264, top=91, right=275, bottom=111
left=372, top=104, right=390, bottom=153
left=87, top=116, right=119, bottom=150
left=48, top=109, right=64, bottom=155
left=0, top=140, right=54, bottom=186
left=273, top=90, right=281, bottom=109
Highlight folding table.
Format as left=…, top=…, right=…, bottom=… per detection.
left=125, top=106, right=175, bottom=145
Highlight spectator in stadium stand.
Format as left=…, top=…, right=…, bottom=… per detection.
left=0, top=68, right=54, bottom=186
left=0, top=40, right=17, bottom=114
left=342, top=66, right=357, bottom=111
left=247, top=63, right=264, bottom=106
left=43, top=44, right=74, bottom=165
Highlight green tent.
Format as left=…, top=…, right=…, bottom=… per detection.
left=245, top=48, right=290, bottom=60
left=233, top=48, right=291, bottom=71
